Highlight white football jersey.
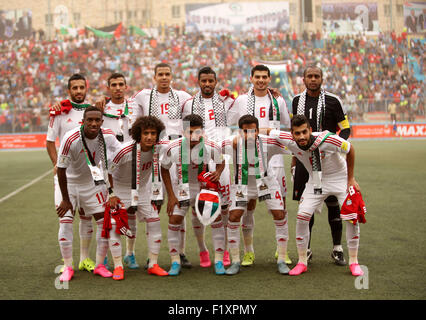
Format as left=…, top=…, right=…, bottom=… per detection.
left=102, top=98, right=142, bottom=143
left=109, top=140, right=169, bottom=190
left=132, top=88, right=192, bottom=137
left=57, top=127, right=122, bottom=185
left=46, top=103, right=87, bottom=143
left=181, top=94, right=235, bottom=143
left=270, top=130, right=351, bottom=183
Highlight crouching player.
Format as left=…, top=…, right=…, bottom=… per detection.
left=107, top=116, right=169, bottom=278
left=56, top=106, right=122, bottom=281
left=161, top=114, right=226, bottom=276
left=270, top=114, right=363, bottom=276
left=222, top=115, right=290, bottom=275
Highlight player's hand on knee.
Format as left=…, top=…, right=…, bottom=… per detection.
left=167, top=195, right=180, bottom=216
left=57, top=200, right=73, bottom=218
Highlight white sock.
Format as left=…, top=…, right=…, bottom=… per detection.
left=95, top=219, right=108, bottom=266
left=108, top=220, right=123, bottom=268
left=242, top=209, right=255, bottom=253
left=79, top=216, right=93, bottom=261
left=211, top=220, right=225, bottom=262
left=191, top=209, right=207, bottom=252
left=295, top=212, right=311, bottom=265
left=227, top=220, right=241, bottom=263
left=168, top=223, right=181, bottom=263
left=147, top=219, right=162, bottom=257
left=347, top=221, right=360, bottom=264
left=126, top=213, right=137, bottom=256
left=58, top=218, right=74, bottom=267
left=179, top=217, right=186, bottom=255
left=274, top=217, right=288, bottom=262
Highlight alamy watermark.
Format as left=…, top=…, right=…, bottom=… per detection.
left=354, top=265, right=369, bottom=290
left=54, top=265, right=69, bottom=290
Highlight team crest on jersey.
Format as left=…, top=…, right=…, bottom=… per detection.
left=346, top=199, right=352, bottom=205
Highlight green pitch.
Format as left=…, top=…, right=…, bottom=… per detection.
left=0, top=140, right=425, bottom=300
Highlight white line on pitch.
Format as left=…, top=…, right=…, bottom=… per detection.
left=0, top=169, right=51, bottom=204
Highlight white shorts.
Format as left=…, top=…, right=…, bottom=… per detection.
left=171, top=185, right=200, bottom=217
left=54, top=177, right=108, bottom=216
left=229, top=177, right=284, bottom=212
left=114, top=184, right=160, bottom=222
left=298, top=182, right=347, bottom=216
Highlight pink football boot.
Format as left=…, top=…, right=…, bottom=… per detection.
left=289, top=263, right=308, bottom=276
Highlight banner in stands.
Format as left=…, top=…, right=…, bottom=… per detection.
left=404, top=2, right=426, bottom=34
left=0, top=9, right=32, bottom=39
left=351, top=123, right=426, bottom=138
left=0, top=134, right=59, bottom=149
left=322, top=2, right=379, bottom=35
left=185, top=2, right=290, bottom=33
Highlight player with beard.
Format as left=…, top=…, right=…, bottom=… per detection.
left=46, top=74, right=98, bottom=274
left=291, top=66, right=351, bottom=266
left=181, top=66, right=237, bottom=268
left=231, top=65, right=291, bottom=267
left=270, top=115, right=363, bottom=276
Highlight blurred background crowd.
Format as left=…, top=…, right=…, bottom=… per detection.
left=0, top=26, right=424, bottom=133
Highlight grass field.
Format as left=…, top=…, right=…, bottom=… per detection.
left=0, top=140, right=425, bottom=301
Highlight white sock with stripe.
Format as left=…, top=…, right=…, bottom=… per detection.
left=191, top=208, right=207, bottom=252
left=242, top=209, right=255, bottom=253
left=168, top=223, right=181, bottom=264
left=227, top=220, right=241, bottom=263
left=211, top=220, right=225, bottom=263
left=95, top=218, right=108, bottom=266
left=58, top=218, right=74, bottom=267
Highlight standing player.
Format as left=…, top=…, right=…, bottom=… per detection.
left=291, top=65, right=351, bottom=265
left=46, top=74, right=96, bottom=274
left=101, top=73, right=142, bottom=269
left=56, top=106, right=122, bottom=281
left=270, top=115, right=363, bottom=276
left=108, top=116, right=169, bottom=277
left=222, top=115, right=290, bottom=275
left=161, top=114, right=226, bottom=276
left=131, top=63, right=193, bottom=268
left=231, top=64, right=291, bottom=267
left=181, top=66, right=237, bottom=268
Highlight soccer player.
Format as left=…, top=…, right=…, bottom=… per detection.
left=181, top=66, right=236, bottom=268
left=222, top=115, right=290, bottom=275
left=161, top=114, right=226, bottom=276
left=56, top=106, right=122, bottom=281
left=291, top=65, right=351, bottom=265
left=46, top=74, right=97, bottom=274
left=231, top=64, right=291, bottom=267
left=270, top=115, right=363, bottom=276
left=102, top=72, right=142, bottom=269
left=131, top=63, right=193, bottom=268
left=108, top=116, right=169, bottom=277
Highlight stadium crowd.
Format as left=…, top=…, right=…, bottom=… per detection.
left=0, top=27, right=424, bottom=133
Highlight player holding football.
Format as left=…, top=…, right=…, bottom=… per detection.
left=222, top=115, right=290, bottom=275
left=46, top=74, right=98, bottom=274
left=161, top=114, right=226, bottom=276
left=107, top=116, right=169, bottom=278
left=181, top=66, right=237, bottom=268
left=56, top=106, right=122, bottom=281
left=270, top=115, right=363, bottom=276
left=231, top=65, right=291, bottom=267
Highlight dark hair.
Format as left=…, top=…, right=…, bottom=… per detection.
left=303, top=65, right=323, bottom=78
left=198, top=66, right=216, bottom=80
left=251, top=64, right=270, bottom=77
left=183, top=114, right=204, bottom=130
left=83, top=106, right=102, bottom=118
left=131, top=116, right=166, bottom=143
left=107, top=73, right=126, bottom=86
left=68, top=73, right=86, bottom=89
left=238, top=114, right=259, bottom=129
left=291, top=114, right=311, bottom=129
left=154, top=63, right=172, bottom=75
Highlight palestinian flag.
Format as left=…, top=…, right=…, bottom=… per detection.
left=195, top=190, right=221, bottom=226
left=86, top=22, right=123, bottom=39
left=128, top=25, right=151, bottom=37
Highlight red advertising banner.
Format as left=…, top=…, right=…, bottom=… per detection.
left=351, top=123, right=426, bottom=138
left=0, top=133, right=59, bottom=149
